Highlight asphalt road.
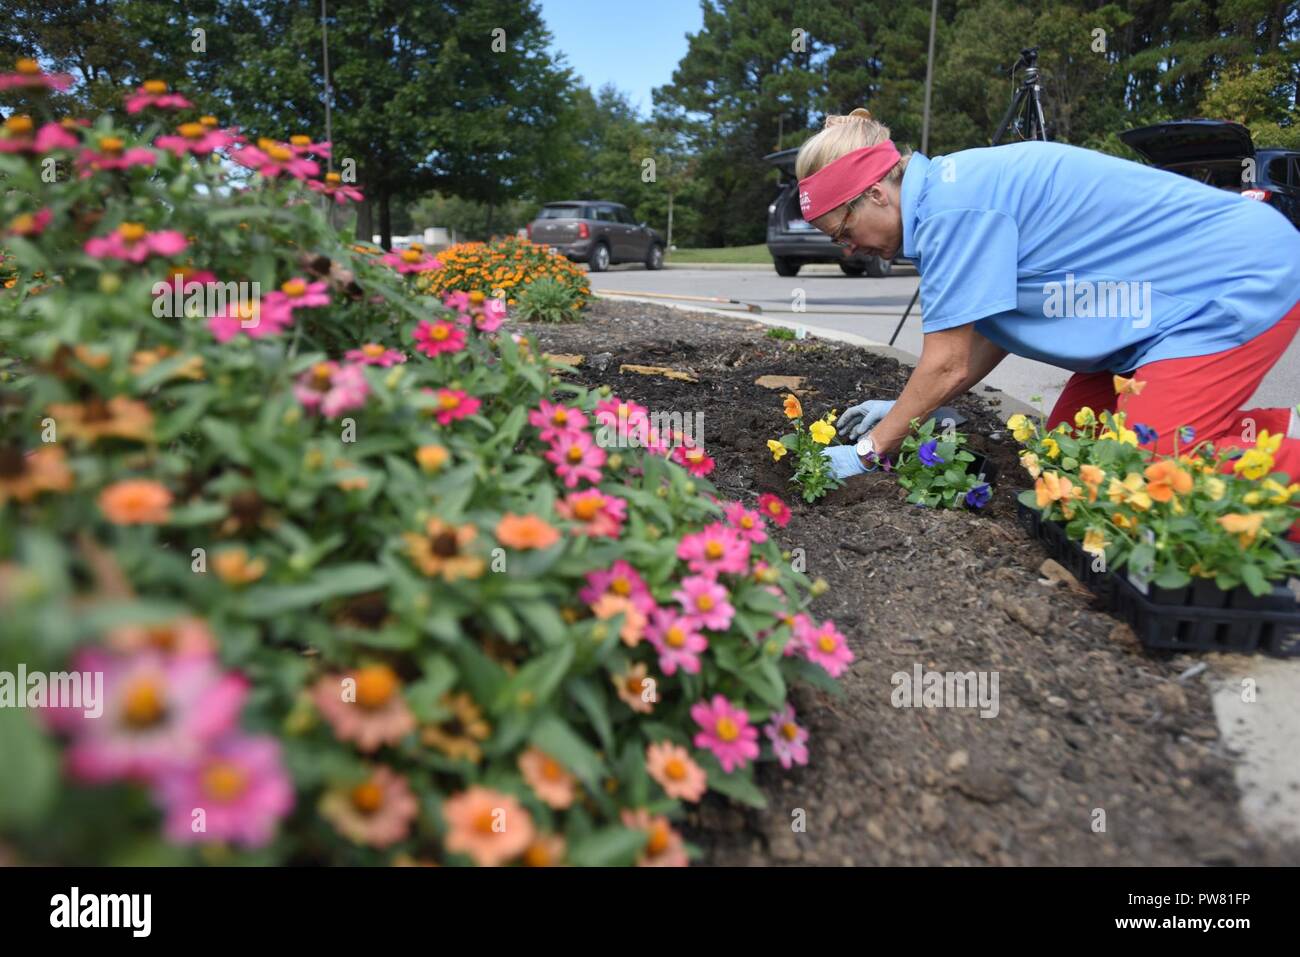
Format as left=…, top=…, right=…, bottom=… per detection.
left=587, top=262, right=1300, bottom=415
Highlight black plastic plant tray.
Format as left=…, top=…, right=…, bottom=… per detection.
left=1014, top=502, right=1300, bottom=657
left=967, top=452, right=1000, bottom=488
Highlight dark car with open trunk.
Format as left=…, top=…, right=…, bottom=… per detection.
left=526, top=201, right=664, bottom=272
left=1119, top=119, right=1300, bottom=229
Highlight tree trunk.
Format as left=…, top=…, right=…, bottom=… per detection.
left=357, top=199, right=374, bottom=244
left=380, top=191, right=393, bottom=251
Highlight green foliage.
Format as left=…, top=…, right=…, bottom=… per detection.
left=512, top=277, right=583, bottom=324
left=894, top=418, right=986, bottom=509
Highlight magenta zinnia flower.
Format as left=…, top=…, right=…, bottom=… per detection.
left=84, top=223, right=186, bottom=263
left=673, top=575, right=735, bottom=631
left=346, top=343, right=406, bottom=366
left=677, top=523, right=750, bottom=576
left=125, top=80, right=193, bottom=114
left=6, top=207, right=52, bottom=238
left=757, top=493, right=792, bottom=528
left=594, top=396, right=650, bottom=445
left=76, top=136, right=157, bottom=174
left=764, top=704, right=810, bottom=769
left=207, top=297, right=292, bottom=343
left=54, top=649, right=247, bottom=784
left=427, top=387, right=480, bottom=425
left=154, top=122, right=233, bottom=157
left=580, top=560, right=655, bottom=615
left=0, top=117, right=78, bottom=154
left=691, top=695, right=759, bottom=773
left=673, top=443, right=715, bottom=476
left=646, top=608, right=709, bottom=676
left=529, top=400, right=588, bottom=443
left=798, top=618, right=853, bottom=677
left=475, top=298, right=507, bottom=332
left=545, top=431, right=606, bottom=488
left=230, top=138, right=320, bottom=180
left=294, top=362, right=369, bottom=417
left=0, top=59, right=74, bottom=92
left=307, top=172, right=364, bottom=204
left=155, top=734, right=294, bottom=848
left=723, top=501, right=768, bottom=543
left=382, top=247, right=441, bottom=274
left=412, top=319, right=467, bottom=357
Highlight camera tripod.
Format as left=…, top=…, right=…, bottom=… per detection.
left=887, top=47, right=1049, bottom=346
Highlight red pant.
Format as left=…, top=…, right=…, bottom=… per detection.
left=1047, top=301, right=1300, bottom=477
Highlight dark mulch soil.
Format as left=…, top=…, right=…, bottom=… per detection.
left=508, top=298, right=1300, bottom=866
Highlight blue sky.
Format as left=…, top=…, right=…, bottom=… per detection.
left=537, top=0, right=703, bottom=115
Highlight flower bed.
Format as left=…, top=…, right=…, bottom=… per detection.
left=418, top=236, right=590, bottom=311
left=0, top=74, right=846, bottom=866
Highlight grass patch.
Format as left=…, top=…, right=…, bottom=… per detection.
left=666, top=244, right=770, bottom=265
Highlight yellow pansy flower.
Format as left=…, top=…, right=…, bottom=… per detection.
left=1256, top=430, right=1283, bottom=455
left=1107, top=473, right=1152, bottom=511
left=1217, top=512, right=1265, bottom=548
left=1006, top=413, right=1035, bottom=442
left=1073, top=406, right=1096, bottom=428
left=1202, top=477, right=1227, bottom=501
left=1042, top=436, right=1060, bottom=459
left=767, top=439, right=787, bottom=462
left=1020, top=451, right=1042, bottom=479
left=1233, top=448, right=1274, bottom=481
left=1082, top=527, right=1108, bottom=556
left=809, top=420, right=835, bottom=445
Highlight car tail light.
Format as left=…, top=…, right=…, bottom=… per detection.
left=578, top=222, right=589, bottom=239
left=1241, top=188, right=1273, bottom=201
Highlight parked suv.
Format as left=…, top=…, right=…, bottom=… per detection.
left=762, top=147, right=896, bottom=277
left=1119, top=119, right=1300, bottom=229
left=527, top=201, right=664, bottom=271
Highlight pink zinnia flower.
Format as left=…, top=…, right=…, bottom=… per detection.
left=307, top=173, right=364, bottom=204
left=319, top=766, right=419, bottom=849
left=154, top=122, right=233, bottom=157
left=155, top=734, right=294, bottom=848
left=55, top=650, right=247, bottom=784
left=287, top=135, right=332, bottom=157
left=229, top=138, right=320, bottom=179
left=673, top=574, right=735, bottom=631
left=798, top=618, right=853, bottom=677
left=691, top=695, right=759, bottom=773
left=207, top=297, right=292, bottom=343
left=84, top=223, right=186, bottom=263
left=427, top=388, right=480, bottom=425
left=673, top=443, right=715, bottom=476
left=274, top=276, right=330, bottom=308
left=645, top=742, right=708, bottom=802
left=556, top=489, right=626, bottom=537
left=580, top=560, right=655, bottom=615
left=475, top=298, right=507, bottom=332
left=412, top=319, right=467, bottom=357
left=757, top=493, right=792, bottom=528
left=518, top=747, right=577, bottom=809
left=0, top=117, right=78, bottom=154
left=5, top=207, right=52, bottom=238
left=383, top=247, right=441, bottom=274
left=294, top=361, right=369, bottom=418
left=107, top=617, right=217, bottom=660
left=593, top=397, right=651, bottom=446
left=764, top=704, right=810, bottom=769
left=781, top=612, right=812, bottom=656
left=723, top=501, right=768, bottom=543
left=545, top=431, right=606, bottom=488
left=125, top=80, right=193, bottom=114
left=310, top=666, right=416, bottom=753
left=676, top=522, right=750, bottom=576
left=528, top=400, right=588, bottom=443
left=346, top=343, right=406, bottom=366
left=0, top=59, right=74, bottom=92
left=76, top=136, right=157, bottom=174
left=621, top=808, right=690, bottom=867
left=646, top=607, right=709, bottom=675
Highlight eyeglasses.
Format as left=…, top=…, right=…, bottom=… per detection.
left=829, top=202, right=857, bottom=247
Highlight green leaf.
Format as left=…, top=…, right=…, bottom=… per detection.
left=529, top=713, right=605, bottom=789
left=0, top=709, right=58, bottom=828
left=702, top=761, right=768, bottom=809
left=1241, top=563, right=1269, bottom=597
left=565, top=677, right=614, bottom=751
left=566, top=826, right=646, bottom=866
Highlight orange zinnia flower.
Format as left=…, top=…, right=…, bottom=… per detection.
left=0, top=445, right=73, bottom=504
left=495, top=513, right=559, bottom=550
left=98, top=479, right=172, bottom=524
left=518, top=747, right=577, bottom=809
left=1143, top=459, right=1192, bottom=503
left=442, top=786, right=536, bottom=867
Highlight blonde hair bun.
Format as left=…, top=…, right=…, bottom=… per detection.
left=823, top=108, right=872, bottom=129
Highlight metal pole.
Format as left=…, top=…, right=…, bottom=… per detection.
left=921, top=0, right=938, bottom=155
left=321, top=0, right=333, bottom=173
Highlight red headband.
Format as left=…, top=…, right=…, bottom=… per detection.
left=797, top=140, right=901, bottom=222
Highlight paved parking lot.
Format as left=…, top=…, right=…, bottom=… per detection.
left=587, top=262, right=1300, bottom=414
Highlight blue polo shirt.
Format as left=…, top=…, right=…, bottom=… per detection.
left=901, top=142, right=1300, bottom=373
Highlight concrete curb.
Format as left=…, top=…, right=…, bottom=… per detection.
left=595, top=292, right=1037, bottom=419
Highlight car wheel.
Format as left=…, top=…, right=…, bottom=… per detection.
left=773, top=256, right=801, bottom=277
left=839, top=262, right=868, bottom=277
left=588, top=242, right=610, bottom=272
left=865, top=256, right=892, bottom=278
left=645, top=244, right=664, bottom=270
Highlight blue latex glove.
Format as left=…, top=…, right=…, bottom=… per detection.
left=821, top=444, right=875, bottom=479
left=837, top=399, right=896, bottom=440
